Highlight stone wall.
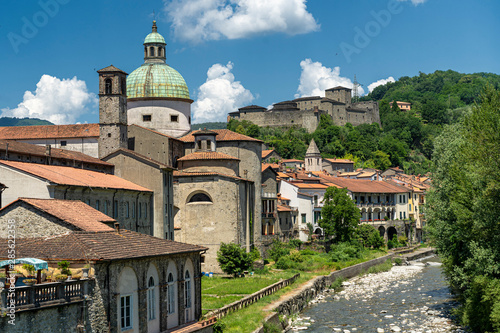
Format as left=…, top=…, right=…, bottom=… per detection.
left=0, top=202, right=75, bottom=238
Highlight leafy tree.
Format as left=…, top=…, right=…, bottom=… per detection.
left=371, top=150, right=391, bottom=170
left=319, top=187, right=361, bottom=242
left=427, top=85, right=500, bottom=330
left=216, top=242, right=252, bottom=276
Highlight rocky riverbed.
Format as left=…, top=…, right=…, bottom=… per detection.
left=290, top=258, right=468, bottom=333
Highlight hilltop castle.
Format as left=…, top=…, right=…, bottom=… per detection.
left=229, top=86, right=380, bottom=132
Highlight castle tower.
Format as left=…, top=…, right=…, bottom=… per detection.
left=97, top=65, right=128, bottom=159
left=305, top=139, right=322, bottom=172
left=325, top=86, right=352, bottom=105
left=127, top=21, right=193, bottom=138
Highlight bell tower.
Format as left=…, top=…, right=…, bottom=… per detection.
left=97, top=65, right=128, bottom=159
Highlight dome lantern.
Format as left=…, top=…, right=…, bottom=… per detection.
left=143, top=21, right=166, bottom=64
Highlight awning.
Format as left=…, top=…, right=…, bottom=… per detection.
left=0, top=258, right=49, bottom=271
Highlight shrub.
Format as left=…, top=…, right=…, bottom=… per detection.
left=268, top=240, right=290, bottom=262
left=289, top=249, right=303, bottom=263
left=394, top=257, right=403, bottom=266
left=398, top=235, right=408, bottom=247
left=289, top=239, right=303, bottom=249
left=330, top=242, right=362, bottom=262
left=57, top=261, right=71, bottom=275
left=387, top=235, right=400, bottom=249
left=367, top=230, right=385, bottom=249
left=462, top=275, right=500, bottom=332
left=213, top=320, right=226, bottom=333
left=249, top=247, right=261, bottom=262
left=22, top=264, right=36, bottom=276
left=216, top=242, right=252, bottom=276
left=299, top=249, right=316, bottom=256
left=263, top=321, right=282, bottom=333
left=275, top=257, right=296, bottom=270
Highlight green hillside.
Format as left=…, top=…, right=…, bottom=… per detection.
left=192, top=122, right=227, bottom=130
left=229, top=70, right=500, bottom=175
left=0, top=117, right=53, bottom=127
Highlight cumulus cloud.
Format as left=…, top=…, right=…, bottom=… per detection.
left=367, top=76, right=395, bottom=93
left=164, top=0, right=319, bottom=43
left=296, top=59, right=364, bottom=98
left=1, top=75, right=97, bottom=124
left=192, top=62, right=254, bottom=123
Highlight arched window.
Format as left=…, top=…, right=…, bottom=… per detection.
left=105, top=78, right=112, bottom=94
left=150, top=46, right=155, bottom=57
left=159, top=46, right=164, bottom=57
left=184, top=270, right=191, bottom=309
left=188, top=192, right=212, bottom=203
left=167, top=273, right=175, bottom=314
left=147, top=277, right=155, bottom=320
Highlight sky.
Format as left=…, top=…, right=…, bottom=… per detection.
left=0, top=0, right=499, bottom=124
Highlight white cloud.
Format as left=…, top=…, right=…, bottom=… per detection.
left=1, top=75, right=97, bottom=125
left=164, top=0, right=319, bottom=43
left=192, top=62, right=254, bottom=123
left=367, top=76, right=395, bottom=93
left=296, top=59, right=364, bottom=98
left=398, top=0, right=428, bottom=5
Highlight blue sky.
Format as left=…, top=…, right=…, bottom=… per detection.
left=0, top=0, right=499, bottom=124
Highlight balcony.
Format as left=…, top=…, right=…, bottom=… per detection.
left=261, top=212, right=277, bottom=219
left=1, top=279, right=92, bottom=310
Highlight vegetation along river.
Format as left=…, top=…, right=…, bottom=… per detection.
left=291, top=257, right=468, bottom=333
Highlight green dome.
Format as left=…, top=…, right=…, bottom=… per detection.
left=127, top=63, right=190, bottom=100
left=144, top=32, right=166, bottom=44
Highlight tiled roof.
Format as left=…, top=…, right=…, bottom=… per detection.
left=0, top=139, right=112, bottom=166
left=0, top=160, right=151, bottom=192
left=316, top=175, right=407, bottom=194
left=262, top=163, right=279, bottom=172
left=282, top=159, right=304, bottom=163
left=0, top=230, right=207, bottom=261
left=357, top=172, right=376, bottom=178
left=291, top=183, right=329, bottom=189
left=262, top=150, right=275, bottom=158
left=326, top=86, right=351, bottom=91
left=103, top=148, right=172, bottom=169
left=277, top=204, right=294, bottom=212
left=5, top=198, right=115, bottom=232
left=339, top=172, right=361, bottom=176
left=0, top=124, right=99, bottom=140
left=179, top=129, right=262, bottom=143
left=324, top=158, right=354, bottom=164
left=177, top=151, right=239, bottom=161
left=277, top=172, right=289, bottom=178
left=305, top=139, right=320, bottom=155
left=173, top=170, right=251, bottom=182
left=97, top=65, right=127, bottom=75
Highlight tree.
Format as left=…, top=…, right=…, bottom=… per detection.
left=427, top=85, right=500, bottom=331
left=319, top=187, right=361, bottom=242
left=216, top=242, right=252, bottom=276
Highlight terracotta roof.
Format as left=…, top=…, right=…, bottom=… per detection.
left=339, top=172, right=361, bottom=176
left=262, top=149, right=275, bottom=159
left=0, top=124, right=99, bottom=140
left=262, top=163, right=279, bottom=173
left=102, top=148, right=172, bottom=169
left=277, top=204, right=293, bottom=212
left=177, top=151, right=239, bottom=161
left=3, top=198, right=115, bottom=232
left=291, top=183, right=328, bottom=189
left=0, top=230, right=207, bottom=261
left=0, top=160, right=151, bottom=192
left=173, top=170, right=252, bottom=182
left=277, top=172, right=289, bottom=178
left=97, top=65, right=128, bottom=75
left=357, top=172, right=377, bottom=178
left=282, top=159, right=304, bottom=163
left=179, top=129, right=262, bottom=143
left=316, top=175, right=407, bottom=194
left=324, top=158, right=354, bottom=164
left=297, top=192, right=313, bottom=198
left=0, top=139, right=112, bottom=167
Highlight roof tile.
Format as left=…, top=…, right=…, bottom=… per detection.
left=179, top=129, right=262, bottom=143
left=0, top=124, right=99, bottom=140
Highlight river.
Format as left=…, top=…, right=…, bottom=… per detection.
left=290, top=257, right=468, bottom=333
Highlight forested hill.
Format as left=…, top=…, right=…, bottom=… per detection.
left=228, top=70, right=500, bottom=175
left=361, top=70, right=500, bottom=125
left=0, top=117, right=53, bottom=126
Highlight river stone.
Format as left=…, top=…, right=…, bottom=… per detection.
left=391, top=326, right=401, bottom=332
left=377, top=328, right=384, bottom=333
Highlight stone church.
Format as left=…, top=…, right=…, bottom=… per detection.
left=229, top=86, right=381, bottom=133
left=0, top=21, right=263, bottom=273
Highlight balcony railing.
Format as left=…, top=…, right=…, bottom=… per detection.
left=261, top=212, right=277, bottom=219
left=1, top=279, right=91, bottom=310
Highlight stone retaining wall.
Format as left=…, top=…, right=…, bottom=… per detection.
left=205, top=273, right=300, bottom=319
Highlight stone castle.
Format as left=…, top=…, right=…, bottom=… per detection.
left=228, top=86, right=380, bottom=132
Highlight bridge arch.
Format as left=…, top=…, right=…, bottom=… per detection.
left=387, top=226, right=398, bottom=241
left=378, top=226, right=386, bottom=239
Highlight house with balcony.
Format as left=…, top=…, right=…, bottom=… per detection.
left=261, top=165, right=279, bottom=237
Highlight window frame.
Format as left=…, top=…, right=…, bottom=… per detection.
left=120, top=294, right=132, bottom=330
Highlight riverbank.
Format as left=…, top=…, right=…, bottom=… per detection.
left=291, top=255, right=468, bottom=333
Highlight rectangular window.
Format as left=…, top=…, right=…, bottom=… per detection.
left=95, top=200, right=100, bottom=211
left=139, top=203, right=142, bottom=218
left=409, top=204, right=412, bottom=212
left=170, top=115, right=179, bottom=122
left=120, top=295, right=132, bottom=330
left=132, top=202, right=136, bottom=218
left=104, top=201, right=108, bottom=215
left=126, top=202, right=129, bottom=218
left=404, top=212, right=406, bottom=219
left=206, top=140, right=211, bottom=149
left=144, top=203, right=147, bottom=218
left=143, top=115, right=152, bottom=122
left=86, top=199, right=90, bottom=206
left=301, top=214, right=306, bottom=224
left=400, top=212, right=402, bottom=219
left=314, top=195, right=318, bottom=206
left=60, top=140, right=67, bottom=147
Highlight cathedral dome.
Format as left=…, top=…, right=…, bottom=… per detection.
left=127, top=20, right=190, bottom=101
left=127, top=63, right=190, bottom=100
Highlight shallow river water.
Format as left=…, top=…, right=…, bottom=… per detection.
left=291, top=257, right=468, bottom=333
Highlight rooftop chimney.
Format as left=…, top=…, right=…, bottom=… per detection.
left=114, top=222, right=120, bottom=233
